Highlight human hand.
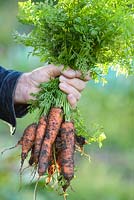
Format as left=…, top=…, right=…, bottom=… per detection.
left=14, top=64, right=90, bottom=108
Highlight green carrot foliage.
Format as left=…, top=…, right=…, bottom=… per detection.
left=15, top=0, right=134, bottom=81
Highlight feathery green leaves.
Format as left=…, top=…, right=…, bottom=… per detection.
left=16, top=0, right=134, bottom=81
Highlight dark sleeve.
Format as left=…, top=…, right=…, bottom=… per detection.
left=0, top=66, right=29, bottom=135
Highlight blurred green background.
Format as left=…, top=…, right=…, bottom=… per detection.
left=0, top=1, right=134, bottom=200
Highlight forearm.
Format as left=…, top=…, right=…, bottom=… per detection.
left=14, top=72, right=31, bottom=104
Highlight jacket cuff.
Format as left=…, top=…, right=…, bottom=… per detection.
left=0, top=71, right=28, bottom=135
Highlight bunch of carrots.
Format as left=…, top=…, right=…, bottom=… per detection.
left=3, top=106, right=88, bottom=195
left=2, top=76, right=106, bottom=200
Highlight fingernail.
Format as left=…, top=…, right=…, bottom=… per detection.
left=59, top=75, right=67, bottom=82
left=62, top=69, right=76, bottom=77
left=59, top=82, right=67, bottom=89
left=67, top=94, right=76, bottom=108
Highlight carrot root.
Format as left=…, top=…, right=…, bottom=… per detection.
left=1, top=137, right=23, bottom=155
left=59, top=122, right=75, bottom=191
left=33, top=116, right=47, bottom=164
left=38, top=107, right=63, bottom=176
left=20, top=123, right=37, bottom=172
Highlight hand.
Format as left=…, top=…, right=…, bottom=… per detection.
left=14, top=64, right=90, bottom=108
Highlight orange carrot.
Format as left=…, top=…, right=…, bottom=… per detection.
left=21, top=123, right=37, bottom=170
left=38, top=107, right=63, bottom=176
left=33, top=116, right=47, bottom=164
left=47, top=148, right=54, bottom=174
left=59, top=122, right=75, bottom=191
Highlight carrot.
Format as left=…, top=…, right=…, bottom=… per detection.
left=38, top=107, right=63, bottom=176
left=55, top=134, right=62, bottom=152
left=33, top=116, right=47, bottom=164
left=21, top=123, right=37, bottom=170
left=47, top=148, right=54, bottom=175
left=59, top=122, right=75, bottom=192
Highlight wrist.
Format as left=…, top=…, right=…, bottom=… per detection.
left=14, top=72, right=30, bottom=104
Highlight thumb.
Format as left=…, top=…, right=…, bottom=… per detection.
left=30, top=64, right=64, bottom=84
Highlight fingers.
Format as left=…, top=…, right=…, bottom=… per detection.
left=61, top=69, right=81, bottom=79
left=59, top=81, right=81, bottom=108
left=59, top=75, right=87, bottom=92
left=59, top=70, right=90, bottom=107
left=67, top=94, right=77, bottom=108
left=61, top=68, right=90, bottom=81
